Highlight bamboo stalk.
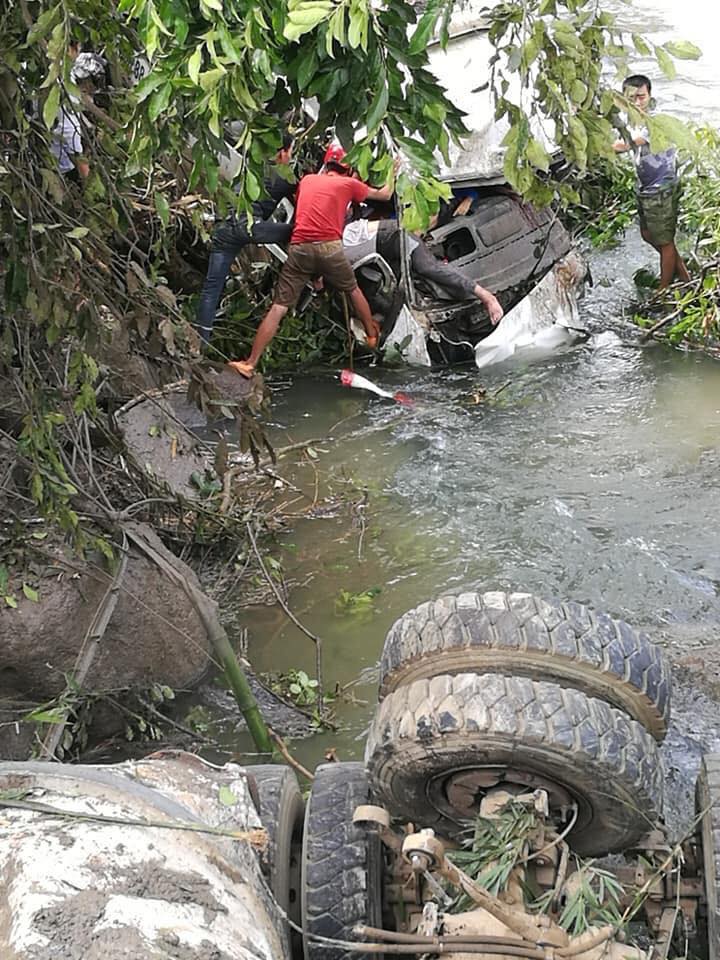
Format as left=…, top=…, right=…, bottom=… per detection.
left=124, top=522, right=273, bottom=756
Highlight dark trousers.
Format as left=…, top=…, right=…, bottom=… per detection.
left=376, top=221, right=477, bottom=301
left=195, top=217, right=292, bottom=343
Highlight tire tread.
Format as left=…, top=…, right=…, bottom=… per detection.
left=379, top=591, right=670, bottom=740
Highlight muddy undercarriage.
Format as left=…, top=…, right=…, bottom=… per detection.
left=3, top=591, right=720, bottom=960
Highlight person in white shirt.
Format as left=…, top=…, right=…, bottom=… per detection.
left=50, top=49, right=106, bottom=183
left=343, top=218, right=503, bottom=324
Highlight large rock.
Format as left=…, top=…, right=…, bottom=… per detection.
left=0, top=525, right=213, bottom=748
left=114, top=370, right=266, bottom=501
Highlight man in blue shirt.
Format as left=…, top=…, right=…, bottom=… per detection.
left=614, top=74, right=690, bottom=289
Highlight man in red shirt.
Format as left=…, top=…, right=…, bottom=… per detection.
left=229, top=145, right=395, bottom=378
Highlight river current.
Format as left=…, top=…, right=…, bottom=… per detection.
left=223, top=0, right=720, bottom=773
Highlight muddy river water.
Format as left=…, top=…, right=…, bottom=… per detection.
left=219, top=1, right=720, bottom=821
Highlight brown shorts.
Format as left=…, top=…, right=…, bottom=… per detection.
left=274, top=240, right=358, bottom=307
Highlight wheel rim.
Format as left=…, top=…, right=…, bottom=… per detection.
left=427, top=763, right=589, bottom=832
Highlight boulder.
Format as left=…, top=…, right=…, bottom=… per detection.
left=0, top=525, right=213, bottom=719
left=114, top=370, right=266, bottom=501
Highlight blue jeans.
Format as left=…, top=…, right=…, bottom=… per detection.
left=195, top=217, right=292, bottom=343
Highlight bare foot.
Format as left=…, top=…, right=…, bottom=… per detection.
left=227, top=360, right=255, bottom=379
left=453, top=196, right=473, bottom=217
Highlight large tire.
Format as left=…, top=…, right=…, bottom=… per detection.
left=365, top=672, right=663, bottom=856
left=302, top=763, right=383, bottom=960
left=250, top=764, right=305, bottom=955
left=379, top=591, right=671, bottom=741
left=697, top=755, right=720, bottom=960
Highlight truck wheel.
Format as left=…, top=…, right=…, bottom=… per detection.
left=302, top=763, right=383, bottom=960
left=380, top=592, right=671, bottom=741
left=697, top=755, right=720, bottom=960
left=366, top=673, right=663, bottom=857
left=250, top=764, right=304, bottom=953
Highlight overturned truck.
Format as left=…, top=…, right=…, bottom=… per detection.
left=2, top=591, right=720, bottom=960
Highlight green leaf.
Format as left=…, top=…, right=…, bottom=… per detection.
left=663, top=40, right=702, bottom=61
left=520, top=36, right=540, bottom=71
left=31, top=473, right=44, bottom=502
left=198, top=68, right=225, bottom=92
left=366, top=76, right=389, bottom=135
left=217, top=23, right=242, bottom=63
left=25, top=707, right=66, bottom=723
left=65, top=226, right=89, bottom=239
left=43, top=85, right=61, bottom=130
left=297, top=49, right=318, bottom=90
left=5, top=595, right=18, bottom=608
left=655, top=46, right=677, bottom=79
left=567, top=115, right=589, bottom=169
left=408, top=7, right=438, bottom=57
left=155, top=192, right=170, bottom=228
left=22, top=584, right=39, bottom=602
left=632, top=33, right=651, bottom=56
left=570, top=80, right=588, bottom=106
left=28, top=5, right=62, bottom=43
left=647, top=113, right=694, bottom=153
left=525, top=137, right=550, bottom=172
left=188, top=46, right=203, bottom=85
left=245, top=170, right=261, bottom=202
left=330, top=7, right=346, bottom=46
left=284, top=1, right=333, bottom=41
left=148, top=83, right=173, bottom=122
left=218, top=784, right=237, bottom=806
left=347, top=9, right=365, bottom=49
left=148, top=1, right=172, bottom=36
left=135, top=73, right=166, bottom=103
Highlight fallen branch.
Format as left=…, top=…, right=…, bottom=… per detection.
left=40, top=531, right=129, bottom=761
left=0, top=795, right=267, bottom=845
left=639, top=307, right=685, bottom=341
left=124, top=522, right=274, bottom=756
left=269, top=729, right=314, bottom=781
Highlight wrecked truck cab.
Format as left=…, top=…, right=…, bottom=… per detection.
left=355, top=190, right=585, bottom=367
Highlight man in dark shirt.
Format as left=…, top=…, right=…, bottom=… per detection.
left=195, top=134, right=296, bottom=344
